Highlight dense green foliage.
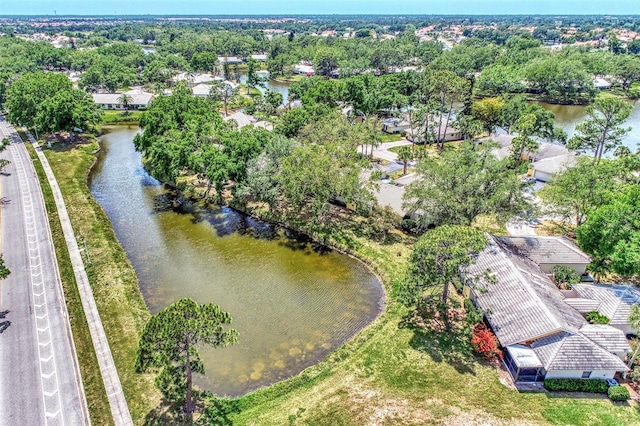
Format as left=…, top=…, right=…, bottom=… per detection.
left=403, top=142, right=528, bottom=229
left=5, top=72, right=101, bottom=134
left=544, top=378, right=608, bottom=393
left=135, top=298, right=238, bottom=421
left=399, top=225, right=487, bottom=311
left=0, top=255, right=10, bottom=280
left=551, top=265, right=581, bottom=288
left=586, top=311, right=611, bottom=325
left=538, top=157, right=621, bottom=227
left=608, top=386, right=631, bottom=401
left=577, top=185, right=640, bottom=279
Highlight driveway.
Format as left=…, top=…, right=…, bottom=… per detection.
left=367, top=139, right=413, bottom=162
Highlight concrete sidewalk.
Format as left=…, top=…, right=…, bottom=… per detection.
left=24, top=130, right=133, bottom=426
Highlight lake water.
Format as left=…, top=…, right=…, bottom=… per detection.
left=239, top=73, right=290, bottom=105
left=541, top=99, right=640, bottom=152
left=89, top=126, right=384, bottom=397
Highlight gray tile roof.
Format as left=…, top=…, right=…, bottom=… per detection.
left=496, top=236, right=591, bottom=265
left=465, top=236, right=586, bottom=347
left=563, top=297, right=602, bottom=313
left=571, top=284, right=640, bottom=326
left=531, top=331, right=628, bottom=372
left=373, top=182, right=406, bottom=216
left=579, top=324, right=631, bottom=354
left=486, top=134, right=571, bottom=163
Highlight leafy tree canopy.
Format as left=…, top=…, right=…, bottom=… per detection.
left=135, top=298, right=238, bottom=422
left=403, top=141, right=528, bottom=229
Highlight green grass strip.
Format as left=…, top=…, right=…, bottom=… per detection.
left=25, top=142, right=113, bottom=425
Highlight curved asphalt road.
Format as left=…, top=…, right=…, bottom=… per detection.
left=0, top=116, right=90, bottom=425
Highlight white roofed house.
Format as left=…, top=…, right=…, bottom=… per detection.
left=92, top=92, right=154, bottom=110
left=464, top=235, right=629, bottom=383
left=530, top=153, right=578, bottom=182
left=191, top=83, right=213, bottom=98
left=223, top=111, right=273, bottom=131
left=218, top=56, right=243, bottom=64
left=382, top=118, right=410, bottom=134
left=293, top=63, right=315, bottom=76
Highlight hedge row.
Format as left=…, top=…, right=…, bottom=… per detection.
left=608, top=386, right=630, bottom=401
left=543, top=378, right=608, bottom=393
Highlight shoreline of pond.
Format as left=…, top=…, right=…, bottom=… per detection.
left=90, top=124, right=389, bottom=397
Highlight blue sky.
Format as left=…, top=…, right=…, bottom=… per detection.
left=1, top=0, right=639, bottom=16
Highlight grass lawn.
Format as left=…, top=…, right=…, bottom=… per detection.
left=37, top=137, right=160, bottom=424
left=101, top=110, right=143, bottom=125
left=238, top=84, right=263, bottom=97
left=271, top=75, right=304, bottom=83
left=379, top=132, right=404, bottom=143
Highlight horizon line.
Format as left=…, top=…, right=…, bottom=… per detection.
left=2, top=13, right=640, bottom=17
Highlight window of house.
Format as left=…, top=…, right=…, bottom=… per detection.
left=581, top=371, right=592, bottom=378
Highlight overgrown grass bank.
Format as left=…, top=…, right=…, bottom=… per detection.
left=36, top=139, right=160, bottom=423
left=101, top=110, right=142, bottom=125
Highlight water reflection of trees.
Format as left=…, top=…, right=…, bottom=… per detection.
left=150, top=188, right=332, bottom=254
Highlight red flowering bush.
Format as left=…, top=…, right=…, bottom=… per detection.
left=471, top=323, right=502, bottom=360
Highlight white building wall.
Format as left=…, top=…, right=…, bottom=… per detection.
left=533, top=169, right=552, bottom=182
left=545, top=369, right=617, bottom=379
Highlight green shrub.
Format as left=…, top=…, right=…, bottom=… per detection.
left=551, top=265, right=581, bottom=288
left=543, top=378, right=608, bottom=393
left=586, top=311, right=610, bottom=324
left=608, top=385, right=630, bottom=401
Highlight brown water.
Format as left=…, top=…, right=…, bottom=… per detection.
left=541, top=99, right=640, bottom=153
left=90, top=126, right=384, bottom=397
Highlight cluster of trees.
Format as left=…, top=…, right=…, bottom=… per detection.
left=4, top=72, right=102, bottom=135
left=402, top=141, right=529, bottom=230
left=539, top=102, right=640, bottom=281
left=134, top=87, right=373, bottom=227
left=2, top=18, right=640, bottom=106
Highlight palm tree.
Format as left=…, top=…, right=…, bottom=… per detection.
left=117, top=93, right=133, bottom=115
left=397, top=146, right=413, bottom=175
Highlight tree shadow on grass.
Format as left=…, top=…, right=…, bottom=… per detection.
left=401, top=309, right=478, bottom=376
left=44, top=133, right=94, bottom=153
left=142, top=395, right=240, bottom=426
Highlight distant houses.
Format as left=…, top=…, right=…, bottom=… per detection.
left=293, top=63, right=315, bottom=76
left=218, top=56, right=243, bottom=65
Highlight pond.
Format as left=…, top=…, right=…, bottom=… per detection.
left=238, top=73, right=290, bottom=106
left=89, top=126, right=384, bottom=397
left=541, top=99, right=640, bottom=152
